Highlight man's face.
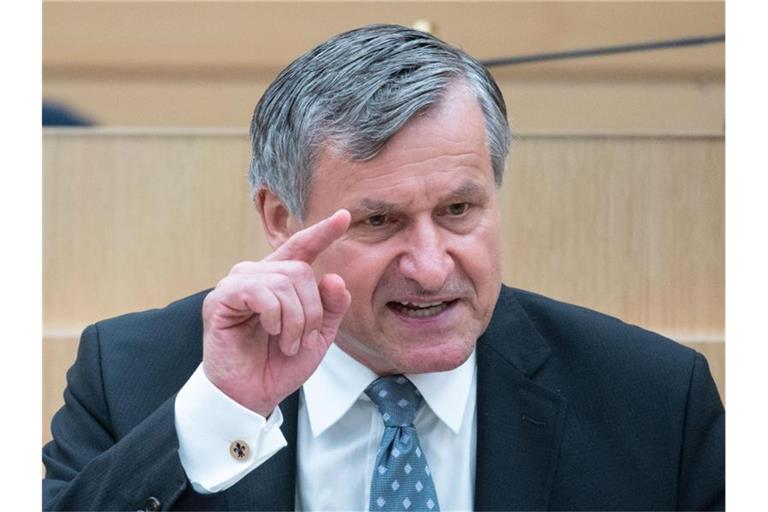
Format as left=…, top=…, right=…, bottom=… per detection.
left=302, top=83, right=503, bottom=375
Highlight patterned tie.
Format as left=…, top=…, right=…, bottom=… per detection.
left=365, top=375, right=441, bottom=511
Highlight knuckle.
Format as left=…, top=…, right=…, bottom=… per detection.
left=240, top=277, right=270, bottom=302
left=282, top=301, right=304, bottom=328
left=260, top=293, right=281, bottom=316
left=282, top=260, right=312, bottom=278
left=295, top=261, right=315, bottom=279
left=270, top=273, right=293, bottom=293
left=202, top=294, right=215, bottom=316
left=202, top=292, right=231, bottom=321
left=229, top=261, right=252, bottom=275
left=286, top=318, right=305, bottom=340
left=204, top=286, right=227, bottom=309
left=237, top=289, right=252, bottom=310
left=305, top=307, right=323, bottom=329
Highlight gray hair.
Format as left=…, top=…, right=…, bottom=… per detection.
left=249, top=24, right=510, bottom=219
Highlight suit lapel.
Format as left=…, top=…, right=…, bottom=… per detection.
left=474, top=287, right=567, bottom=511
left=225, top=390, right=300, bottom=511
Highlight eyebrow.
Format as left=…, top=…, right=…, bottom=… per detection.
left=449, top=181, right=485, bottom=200
left=347, top=180, right=488, bottom=217
left=356, top=198, right=394, bottom=213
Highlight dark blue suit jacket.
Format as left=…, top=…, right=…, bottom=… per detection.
left=43, top=286, right=725, bottom=510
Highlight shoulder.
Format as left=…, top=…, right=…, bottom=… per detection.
left=495, top=286, right=721, bottom=438
left=498, top=286, right=703, bottom=394
left=505, top=285, right=695, bottom=361
left=93, top=289, right=212, bottom=344
left=492, top=287, right=724, bottom=509
left=78, top=290, right=212, bottom=432
left=89, top=288, right=212, bottom=373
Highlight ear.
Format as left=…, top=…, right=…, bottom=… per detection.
left=255, top=188, right=300, bottom=251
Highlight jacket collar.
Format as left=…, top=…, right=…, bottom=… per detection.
left=478, top=285, right=552, bottom=376
left=474, top=285, right=567, bottom=511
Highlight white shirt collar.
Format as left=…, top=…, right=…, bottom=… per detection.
left=302, top=343, right=476, bottom=437
left=408, top=351, right=475, bottom=434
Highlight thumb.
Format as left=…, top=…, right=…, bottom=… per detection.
left=317, top=273, right=351, bottom=344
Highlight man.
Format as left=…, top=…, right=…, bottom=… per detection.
left=43, top=25, right=724, bottom=511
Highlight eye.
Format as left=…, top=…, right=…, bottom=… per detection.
left=447, top=203, right=469, bottom=215
left=366, top=214, right=388, bottom=227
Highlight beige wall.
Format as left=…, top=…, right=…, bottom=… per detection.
left=43, top=1, right=724, bottom=132
left=43, top=1, right=725, bottom=73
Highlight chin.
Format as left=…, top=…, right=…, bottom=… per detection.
left=336, top=329, right=478, bottom=375
left=393, top=339, right=475, bottom=375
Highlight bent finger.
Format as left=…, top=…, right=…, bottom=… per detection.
left=317, top=273, right=351, bottom=345
left=265, top=274, right=306, bottom=356
left=267, top=209, right=350, bottom=264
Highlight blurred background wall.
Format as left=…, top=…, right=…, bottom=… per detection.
left=42, top=0, right=724, bottom=444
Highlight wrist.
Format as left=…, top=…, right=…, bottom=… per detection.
left=202, top=365, right=278, bottom=417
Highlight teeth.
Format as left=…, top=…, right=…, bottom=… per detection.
left=397, top=301, right=444, bottom=308
left=392, top=301, right=450, bottom=318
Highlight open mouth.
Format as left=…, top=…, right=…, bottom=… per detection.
left=387, top=299, right=458, bottom=318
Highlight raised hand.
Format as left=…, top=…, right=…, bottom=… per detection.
left=201, top=209, right=352, bottom=416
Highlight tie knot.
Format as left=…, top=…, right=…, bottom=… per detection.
left=365, top=375, right=423, bottom=427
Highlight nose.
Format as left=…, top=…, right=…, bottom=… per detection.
left=397, top=218, right=455, bottom=291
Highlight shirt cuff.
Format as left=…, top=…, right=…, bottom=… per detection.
left=174, top=364, right=288, bottom=494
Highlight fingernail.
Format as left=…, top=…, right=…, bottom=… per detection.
left=291, top=339, right=301, bottom=355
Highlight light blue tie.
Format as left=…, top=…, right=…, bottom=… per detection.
left=365, top=375, right=441, bottom=511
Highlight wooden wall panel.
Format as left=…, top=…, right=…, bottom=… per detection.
left=43, top=78, right=725, bottom=135
left=43, top=1, right=724, bottom=77
left=43, top=130, right=272, bottom=330
left=42, top=1, right=724, bottom=130
left=500, top=135, right=724, bottom=337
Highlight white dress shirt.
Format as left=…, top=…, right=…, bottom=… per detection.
left=175, top=344, right=477, bottom=510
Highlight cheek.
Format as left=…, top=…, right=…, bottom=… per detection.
left=458, top=210, right=502, bottom=260
left=451, top=217, right=503, bottom=300
left=317, top=241, right=395, bottom=305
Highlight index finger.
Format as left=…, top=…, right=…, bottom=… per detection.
left=266, top=209, right=351, bottom=264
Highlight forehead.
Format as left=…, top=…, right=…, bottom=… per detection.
left=305, top=84, right=494, bottom=215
